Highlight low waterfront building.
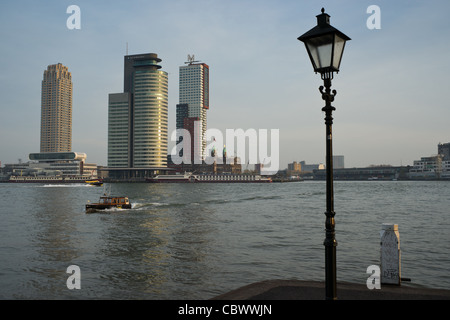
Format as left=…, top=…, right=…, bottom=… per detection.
left=3, top=152, right=98, bottom=178
left=409, top=155, right=450, bottom=179
left=300, top=161, right=325, bottom=173
left=167, top=156, right=241, bottom=175
left=100, top=167, right=173, bottom=181
left=313, top=165, right=409, bottom=180
left=287, top=161, right=302, bottom=172
left=286, top=161, right=302, bottom=178
left=442, top=161, right=450, bottom=179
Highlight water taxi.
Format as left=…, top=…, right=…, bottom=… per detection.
left=85, top=179, right=103, bottom=186
left=85, top=195, right=132, bottom=213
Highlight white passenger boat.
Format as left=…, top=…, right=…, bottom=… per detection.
left=146, top=172, right=272, bottom=183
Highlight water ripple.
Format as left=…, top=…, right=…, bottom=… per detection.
left=0, top=181, right=449, bottom=299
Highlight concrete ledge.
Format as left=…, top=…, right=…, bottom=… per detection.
left=212, top=279, right=450, bottom=300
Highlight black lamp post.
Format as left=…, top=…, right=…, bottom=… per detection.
left=298, top=8, right=350, bottom=300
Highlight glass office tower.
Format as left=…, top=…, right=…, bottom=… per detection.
left=108, top=53, right=168, bottom=169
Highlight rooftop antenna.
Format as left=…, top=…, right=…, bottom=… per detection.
left=126, top=42, right=128, bottom=55
left=185, top=54, right=200, bottom=65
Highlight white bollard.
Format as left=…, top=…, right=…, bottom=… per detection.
left=380, top=223, right=401, bottom=285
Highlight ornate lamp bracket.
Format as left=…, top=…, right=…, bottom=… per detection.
left=319, top=79, right=336, bottom=125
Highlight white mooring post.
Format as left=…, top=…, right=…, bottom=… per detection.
left=380, top=223, right=401, bottom=285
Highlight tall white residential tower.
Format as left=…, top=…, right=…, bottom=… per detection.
left=177, top=56, right=209, bottom=160
left=40, top=63, right=73, bottom=153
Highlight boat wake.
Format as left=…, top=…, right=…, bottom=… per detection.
left=131, top=202, right=167, bottom=210
left=102, top=207, right=129, bottom=212
left=42, top=184, right=91, bottom=188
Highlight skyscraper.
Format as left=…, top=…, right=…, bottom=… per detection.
left=177, top=56, right=209, bottom=160
left=40, top=63, right=72, bottom=153
left=108, top=53, right=168, bottom=171
left=108, top=92, right=131, bottom=167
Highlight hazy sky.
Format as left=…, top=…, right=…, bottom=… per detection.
left=1, top=0, right=449, bottom=169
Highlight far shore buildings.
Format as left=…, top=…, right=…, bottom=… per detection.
left=286, top=161, right=325, bottom=177
left=5, top=152, right=97, bottom=179
left=312, top=143, right=450, bottom=180
left=286, top=156, right=343, bottom=178
left=408, top=143, right=450, bottom=179
left=408, top=142, right=450, bottom=179
left=1, top=63, right=98, bottom=179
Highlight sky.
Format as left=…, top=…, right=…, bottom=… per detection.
left=1, top=0, right=449, bottom=170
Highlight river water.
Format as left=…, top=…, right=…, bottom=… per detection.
left=0, top=180, right=449, bottom=299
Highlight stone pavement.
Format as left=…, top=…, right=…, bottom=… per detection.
left=212, top=279, right=450, bottom=300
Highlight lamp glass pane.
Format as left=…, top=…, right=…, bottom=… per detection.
left=305, top=34, right=333, bottom=70
left=332, top=35, right=346, bottom=70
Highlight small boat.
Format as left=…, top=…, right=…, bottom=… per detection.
left=86, top=194, right=132, bottom=213
left=86, top=179, right=103, bottom=186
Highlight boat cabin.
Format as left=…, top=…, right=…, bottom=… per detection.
left=99, top=196, right=130, bottom=205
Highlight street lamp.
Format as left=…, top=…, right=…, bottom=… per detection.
left=298, top=8, right=350, bottom=300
